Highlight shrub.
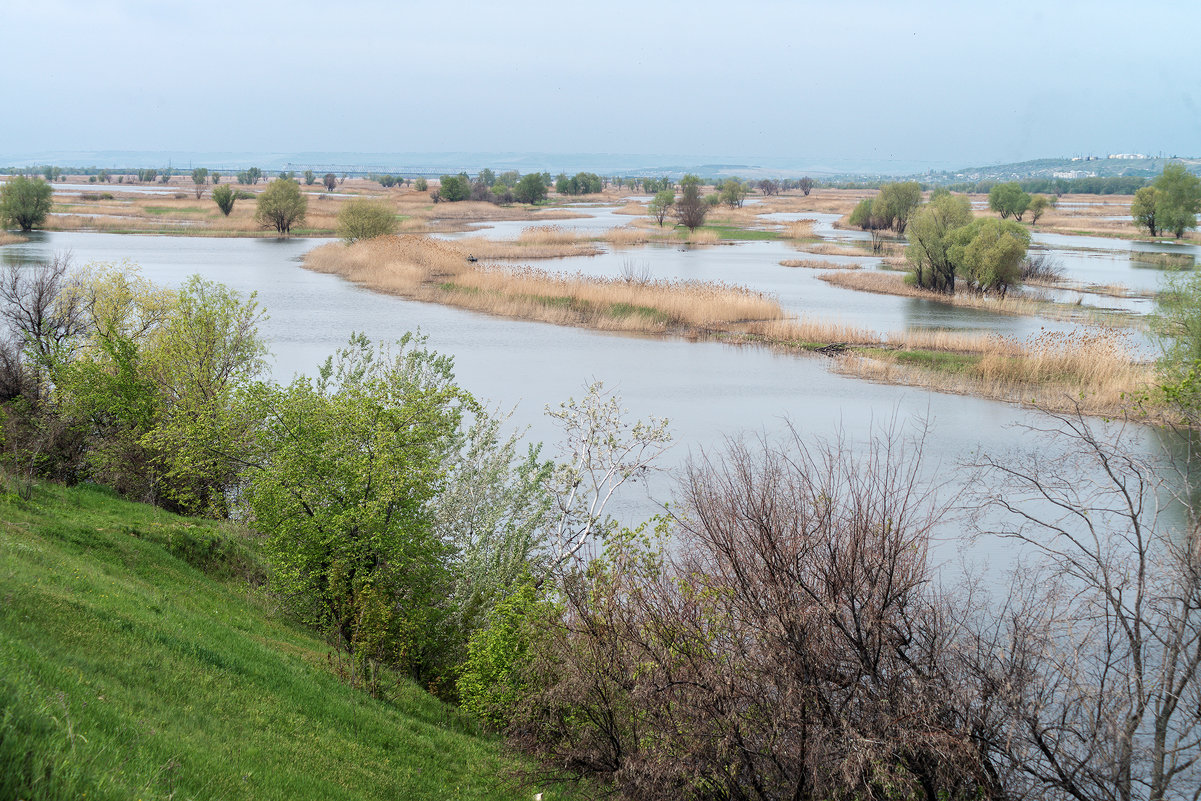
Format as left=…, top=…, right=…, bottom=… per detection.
left=337, top=199, right=397, bottom=243
left=211, top=185, right=235, bottom=216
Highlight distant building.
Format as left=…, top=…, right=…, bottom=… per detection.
left=1107, top=153, right=1148, bottom=160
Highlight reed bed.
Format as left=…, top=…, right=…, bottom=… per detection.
left=817, top=269, right=1118, bottom=322
left=840, top=329, right=1149, bottom=417
left=0, top=232, right=27, bottom=246
left=304, top=235, right=784, bottom=332
left=779, top=220, right=816, bottom=239
left=780, top=258, right=859, bottom=270
left=603, top=227, right=656, bottom=247
left=456, top=226, right=603, bottom=259
left=685, top=228, right=722, bottom=245
left=791, top=242, right=878, bottom=257
left=304, top=235, right=1150, bottom=418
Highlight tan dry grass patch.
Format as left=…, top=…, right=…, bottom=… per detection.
left=304, top=235, right=783, bottom=333
left=816, top=269, right=1128, bottom=324
left=779, top=220, right=816, bottom=240
left=779, top=259, right=860, bottom=270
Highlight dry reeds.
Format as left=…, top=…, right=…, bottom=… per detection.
left=0, top=232, right=27, bottom=246
left=456, top=226, right=603, bottom=260
left=817, top=269, right=1123, bottom=323
left=780, top=259, right=859, bottom=270
left=686, top=228, right=721, bottom=245
left=780, top=220, right=815, bottom=239
left=304, top=234, right=1150, bottom=418
left=840, top=329, right=1148, bottom=417
left=304, top=235, right=784, bottom=332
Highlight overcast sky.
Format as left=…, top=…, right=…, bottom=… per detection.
left=3, top=0, right=1198, bottom=169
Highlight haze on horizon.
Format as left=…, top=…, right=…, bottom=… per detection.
left=3, top=0, right=1198, bottom=171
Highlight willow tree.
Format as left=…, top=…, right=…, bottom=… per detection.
left=906, top=193, right=972, bottom=293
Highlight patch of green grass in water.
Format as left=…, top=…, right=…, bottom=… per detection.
left=0, top=479, right=560, bottom=801
left=608, top=302, right=672, bottom=324
left=695, top=225, right=779, bottom=241
left=864, top=347, right=979, bottom=373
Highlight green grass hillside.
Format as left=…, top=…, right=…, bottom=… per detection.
left=0, top=480, right=546, bottom=801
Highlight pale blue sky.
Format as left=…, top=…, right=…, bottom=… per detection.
left=3, top=0, right=1198, bottom=169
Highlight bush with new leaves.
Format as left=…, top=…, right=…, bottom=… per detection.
left=337, top=199, right=397, bottom=243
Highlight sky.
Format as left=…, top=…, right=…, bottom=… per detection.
left=3, top=0, right=1199, bottom=171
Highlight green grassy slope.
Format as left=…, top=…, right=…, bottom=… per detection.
left=0, top=481, right=542, bottom=801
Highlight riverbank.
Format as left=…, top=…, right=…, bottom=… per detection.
left=303, top=235, right=1152, bottom=418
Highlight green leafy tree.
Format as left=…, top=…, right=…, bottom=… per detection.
left=191, top=167, right=209, bottom=199
left=988, top=182, right=1031, bottom=221
left=873, top=181, right=923, bottom=234
left=337, top=199, right=398, bottom=243
left=477, top=168, right=496, bottom=187
left=0, top=176, right=53, bottom=232
left=1131, top=186, right=1160, bottom=237
left=495, top=171, right=520, bottom=188
left=906, top=192, right=973, bottom=293
left=719, top=178, right=748, bottom=208
left=413, top=177, right=428, bottom=193
left=323, top=173, right=338, bottom=192
left=1152, top=271, right=1201, bottom=421
left=254, top=179, right=307, bottom=235
left=558, top=172, right=602, bottom=195
left=210, top=171, right=221, bottom=185
left=438, top=174, right=471, bottom=202
left=1027, top=194, right=1051, bottom=225
left=139, top=276, right=268, bottom=516
left=946, top=218, right=1030, bottom=296
left=237, top=167, right=262, bottom=185
left=674, top=174, right=708, bottom=231
left=244, top=333, right=472, bottom=674
left=849, top=197, right=888, bottom=253
left=1153, top=163, right=1201, bottom=238
left=211, top=185, right=236, bottom=216
left=648, top=189, right=675, bottom=226
left=513, top=173, right=547, bottom=205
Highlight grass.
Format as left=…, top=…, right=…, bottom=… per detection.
left=0, top=232, right=28, bottom=246
left=697, top=224, right=778, bottom=241
left=0, top=479, right=559, bottom=801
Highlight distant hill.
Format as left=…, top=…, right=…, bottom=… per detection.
left=913, top=155, right=1199, bottom=185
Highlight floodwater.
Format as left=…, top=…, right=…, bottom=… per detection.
left=0, top=209, right=1187, bottom=566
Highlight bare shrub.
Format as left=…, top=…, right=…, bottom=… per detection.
left=1021, top=251, right=1065, bottom=283
left=514, top=425, right=1000, bottom=801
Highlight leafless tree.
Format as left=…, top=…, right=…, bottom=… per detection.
left=965, top=409, right=1201, bottom=801
left=0, top=255, right=87, bottom=395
